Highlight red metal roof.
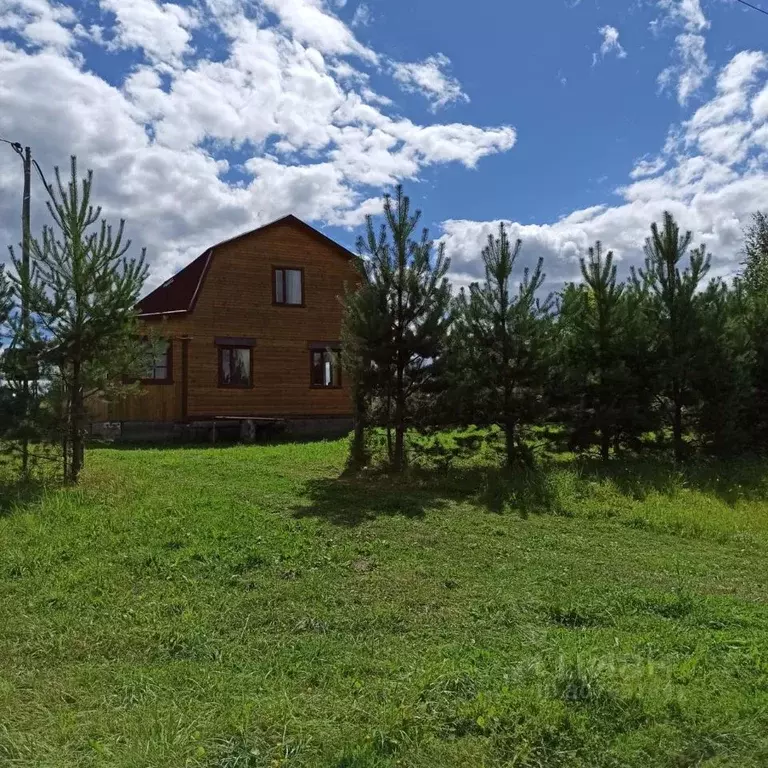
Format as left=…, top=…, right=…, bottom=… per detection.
left=135, top=248, right=212, bottom=317
left=135, top=215, right=355, bottom=318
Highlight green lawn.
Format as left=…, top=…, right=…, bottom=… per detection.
left=1, top=439, right=768, bottom=767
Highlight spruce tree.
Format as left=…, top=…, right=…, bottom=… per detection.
left=453, top=224, right=552, bottom=466
left=347, top=186, right=451, bottom=472
left=637, top=212, right=709, bottom=462
left=31, top=157, right=148, bottom=483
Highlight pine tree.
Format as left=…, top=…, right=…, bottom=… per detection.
left=692, top=279, right=752, bottom=455
left=347, top=186, right=451, bottom=472
left=637, top=212, right=709, bottom=462
left=0, top=266, right=11, bottom=347
left=341, top=254, right=389, bottom=468
left=557, top=243, right=627, bottom=459
left=31, top=157, right=148, bottom=483
left=453, top=224, right=552, bottom=466
left=4, top=238, right=49, bottom=478
left=739, top=212, right=768, bottom=449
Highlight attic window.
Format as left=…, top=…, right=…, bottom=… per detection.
left=273, top=267, right=304, bottom=306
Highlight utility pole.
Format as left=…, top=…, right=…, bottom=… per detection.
left=20, top=145, right=31, bottom=477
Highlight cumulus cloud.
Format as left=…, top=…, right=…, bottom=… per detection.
left=0, top=0, right=514, bottom=288
left=597, top=25, right=627, bottom=61
left=0, top=0, right=78, bottom=49
left=99, top=0, right=199, bottom=67
left=260, top=0, right=377, bottom=62
left=439, top=50, right=768, bottom=291
left=391, top=53, right=469, bottom=111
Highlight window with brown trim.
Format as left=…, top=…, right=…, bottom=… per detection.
left=142, top=339, right=173, bottom=384
left=310, top=348, right=341, bottom=388
left=273, top=267, right=304, bottom=306
left=218, top=346, right=253, bottom=388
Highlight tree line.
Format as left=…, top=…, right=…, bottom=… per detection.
left=3, top=163, right=768, bottom=485
left=344, top=187, right=768, bottom=471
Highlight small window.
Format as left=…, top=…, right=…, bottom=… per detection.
left=218, top=346, right=252, bottom=388
left=310, top=348, right=341, bottom=388
left=143, top=340, right=172, bottom=383
left=274, top=267, right=304, bottom=306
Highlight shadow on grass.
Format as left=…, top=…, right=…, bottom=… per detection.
left=0, top=478, right=48, bottom=517
left=292, top=473, right=449, bottom=526
left=574, top=455, right=768, bottom=507
left=292, top=450, right=768, bottom=527
left=292, top=464, right=560, bottom=526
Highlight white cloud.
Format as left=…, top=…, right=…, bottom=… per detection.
left=631, top=155, right=667, bottom=179
left=660, top=0, right=708, bottom=32
left=0, top=0, right=515, bottom=288
left=655, top=1, right=711, bottom=105
left=260, top=0, right=376, bottom=62
left=391, top=53, right=469, bottom=111
left=439, top=50, right=768, bottom=290
left=598, top=25, right=627, bottom=60
left=99, top=0, right=199, bottom=67
left=659, top=32, right=710, bottom=105
left=351, top=2, right=370, bottom=28
left=0, top=0, right=77, bottom=49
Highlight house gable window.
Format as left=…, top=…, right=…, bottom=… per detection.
left=273, top=267, right=304, bottom=306
left=309, top=345, right=341, bottom=388
left=142, top=339, right=172, bottom=384
left=218, top=343, right=253, bottom=388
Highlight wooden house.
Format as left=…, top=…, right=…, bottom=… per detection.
left=89, top=215, right=360, bottom=440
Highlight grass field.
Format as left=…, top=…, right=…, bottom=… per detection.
left=1, top=437, right=768, bottom=767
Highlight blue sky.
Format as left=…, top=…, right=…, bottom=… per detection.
left=2, top=0, right=768, bottom=290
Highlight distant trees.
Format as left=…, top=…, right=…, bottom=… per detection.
left=344, top=200, right=768, bottom=469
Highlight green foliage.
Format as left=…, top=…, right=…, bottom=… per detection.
left=347, top=206, right=768, bottom=468
left=28, top=156, right=148, bottom=482
left=739, top=212, right=768, bottom=449
left=343, top=185, right=452, bottom=471
left=449, top=224, right=553, bottom=466
left=636, top=212, right=711, bottom=461
left=555, top=242, right=657, bottom=458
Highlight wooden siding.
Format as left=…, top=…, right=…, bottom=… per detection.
left=95, top=220, right=358, bottom=422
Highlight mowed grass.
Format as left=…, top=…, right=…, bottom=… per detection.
left=1, top=439, right=768, bottom=767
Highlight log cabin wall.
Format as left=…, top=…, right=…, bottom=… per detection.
left=93, top=218, right=358, bottom=423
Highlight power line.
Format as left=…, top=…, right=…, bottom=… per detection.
left=736, top=0, right=768, bottom=17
